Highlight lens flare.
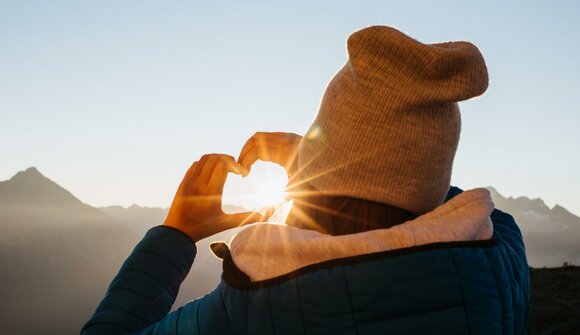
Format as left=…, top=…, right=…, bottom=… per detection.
left=222, top=161, right=288, bottom=213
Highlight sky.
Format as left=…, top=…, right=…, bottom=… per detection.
left=1, top=1, right=579, bottom=215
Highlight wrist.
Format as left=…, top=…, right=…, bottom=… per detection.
left=163, top=220, right=202, bottom=244
left=158, top=225, right=198, bottom=245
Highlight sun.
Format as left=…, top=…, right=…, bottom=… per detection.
left=243, top=161, right=289, bottom=210
left=221, top=161, right=289, bottom=213
left=252, top=173, right=288, bottom=208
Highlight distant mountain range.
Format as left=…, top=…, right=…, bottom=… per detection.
left=487, top=187, right=580, bottom=267
left=0, top=167, right=578, bottom=334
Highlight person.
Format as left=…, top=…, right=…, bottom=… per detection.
left=82, top=26, right=530, bottom=334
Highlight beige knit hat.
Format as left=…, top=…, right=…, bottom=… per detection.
left=297, top=26, right=489, bottom=215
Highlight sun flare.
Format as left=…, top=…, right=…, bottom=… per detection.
left=252, top=176, right=287, bottom=207
left=222, top=161, right=289, bottom=214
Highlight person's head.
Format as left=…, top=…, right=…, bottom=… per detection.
left=286, top=26, right=488, bottom=233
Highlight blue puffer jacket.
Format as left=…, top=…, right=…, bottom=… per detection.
left=82, top=187, right=530, bottom=334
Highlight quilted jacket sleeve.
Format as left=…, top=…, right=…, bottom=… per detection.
left=447, top=185, right=531, bottom=333
left=488, top=206, right=531, bottom=333
left=81, top=226, right=228, bottom=335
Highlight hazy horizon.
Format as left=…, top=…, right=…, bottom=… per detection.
left=2, top=1, right=579, bottom=214
left=4, top=159, right=579, bottom=218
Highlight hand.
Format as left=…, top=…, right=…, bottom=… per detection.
left=164, top=154, right=272, bottom=242
left=237, top=132, right=303, bottom=182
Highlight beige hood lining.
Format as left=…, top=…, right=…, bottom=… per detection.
left=229, top=188, right=494, bottom=282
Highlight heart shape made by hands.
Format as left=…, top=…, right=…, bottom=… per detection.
left=221, top=161, right=291, bottom=223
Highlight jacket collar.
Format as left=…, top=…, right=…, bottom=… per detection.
left=228, top=188, right=494, bottom=282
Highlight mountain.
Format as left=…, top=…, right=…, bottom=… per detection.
left=0, top=168, right=140, bottom=335
left=100, top=204, right=169, bottom=235
left=0, top=167, right=88, bottom=209
left=488, top=187, right=580, bottom=267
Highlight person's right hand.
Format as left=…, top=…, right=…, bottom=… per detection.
left=164, top=154, right=272, bottom=242
left=237, top=132, right=303, bottom=184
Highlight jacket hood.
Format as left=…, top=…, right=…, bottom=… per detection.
left=229, top=188, right=494, bottom=281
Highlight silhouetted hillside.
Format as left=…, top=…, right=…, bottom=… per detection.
left=529, top=266, right=580, bottom=334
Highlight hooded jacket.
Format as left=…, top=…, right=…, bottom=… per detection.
left=82, top=186, right=530, bottom=334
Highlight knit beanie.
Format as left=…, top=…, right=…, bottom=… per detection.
left=297, top=26, right=489, bottom=215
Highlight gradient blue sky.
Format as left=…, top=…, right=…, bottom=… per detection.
left=1, top=1, right=579, bottom=215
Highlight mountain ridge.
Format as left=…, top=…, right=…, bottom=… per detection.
left=486, top=186, right=580, bottom=267
left=487, top=186, right=578, bottom=218
left=0, top=166, right=94, bottom=211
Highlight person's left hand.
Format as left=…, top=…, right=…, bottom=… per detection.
left=164, top=153, right=273, bottom=242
